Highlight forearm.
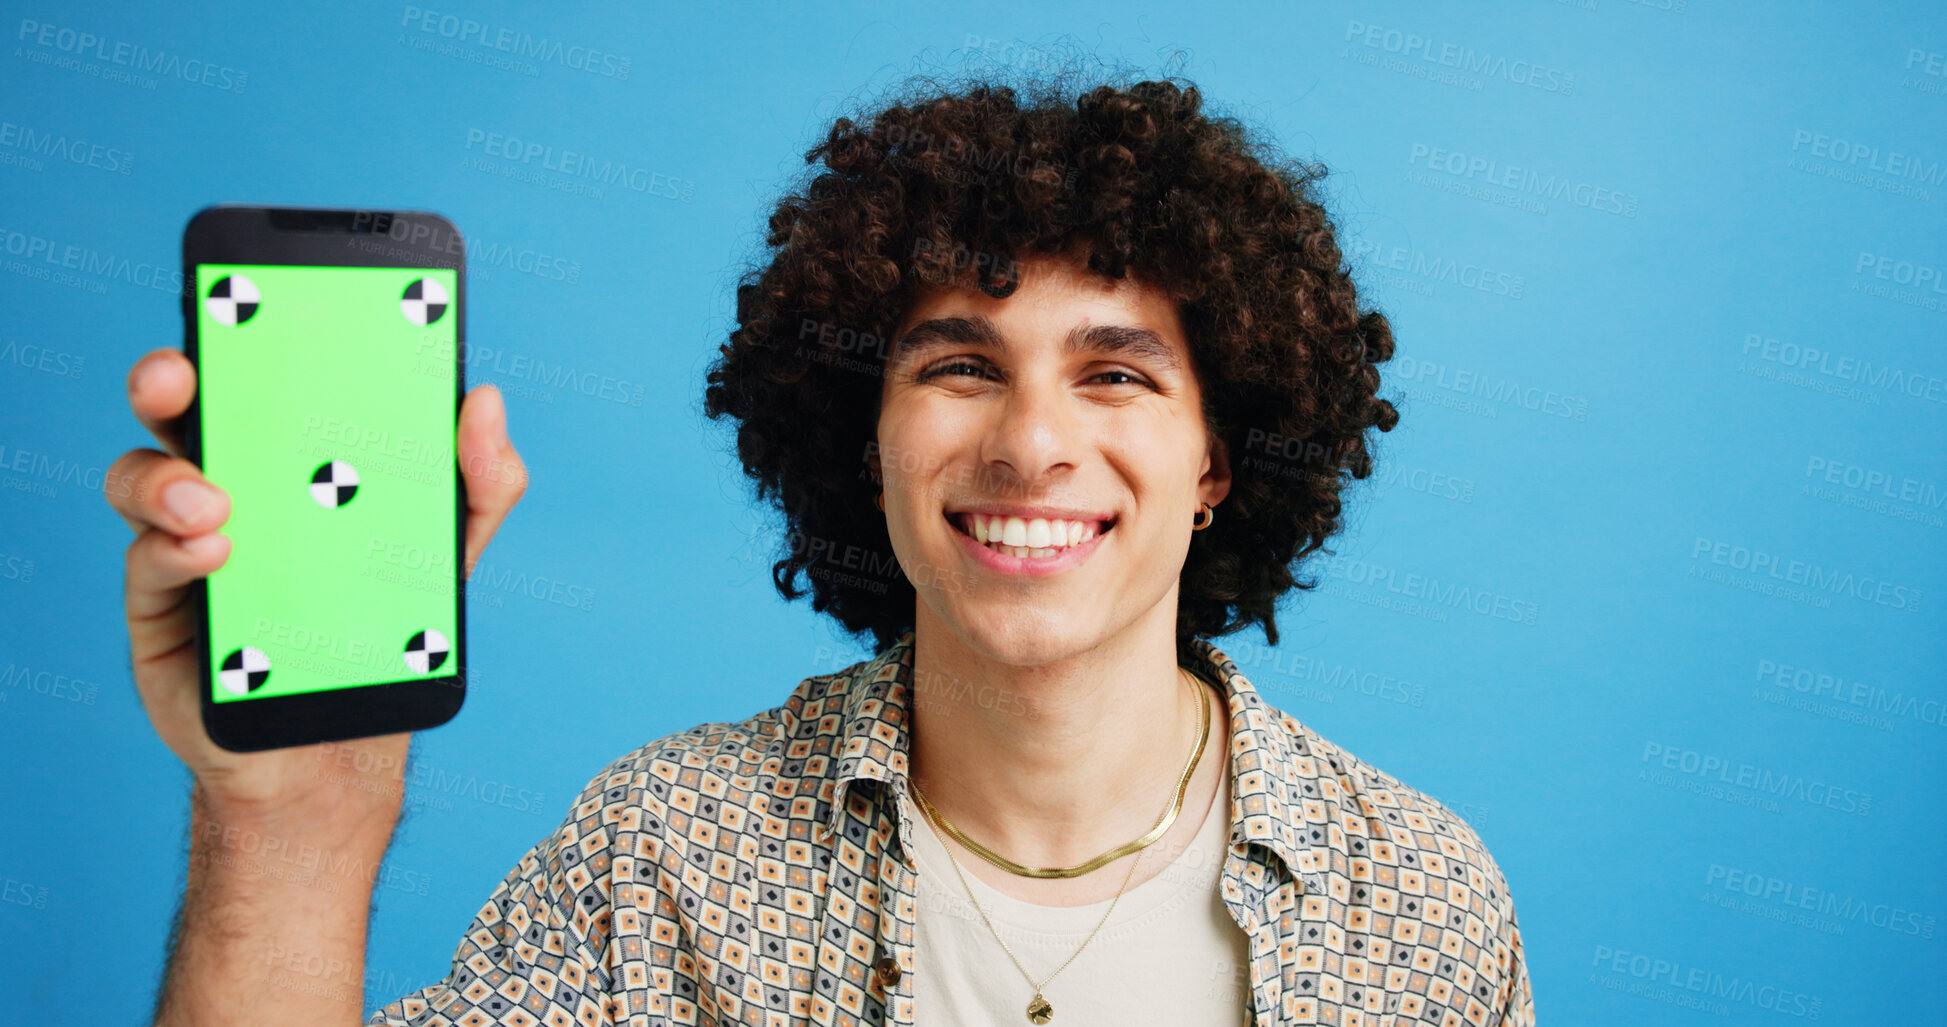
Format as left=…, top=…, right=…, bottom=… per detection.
left=154, top=780, right=402, bottom=1027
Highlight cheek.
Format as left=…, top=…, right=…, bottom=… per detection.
left=1105, top=427, right=1203, bottom=490
left=880, top=408, right=984, bottom=492
left=879, top=395, right=942, bottom=445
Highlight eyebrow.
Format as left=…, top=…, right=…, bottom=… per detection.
left=889, top=315, right=1184, bottom=372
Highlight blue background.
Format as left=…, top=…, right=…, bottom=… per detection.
left=3, top=1, right=1943, bottom=1022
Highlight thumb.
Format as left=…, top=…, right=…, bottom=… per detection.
left=457, top=384, right=527, bottom=577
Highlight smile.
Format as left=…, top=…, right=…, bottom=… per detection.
left=945, top=511, right=1116, bottom=575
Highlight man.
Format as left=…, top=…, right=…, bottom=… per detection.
left=121, top=75, right=1532, bottom=1025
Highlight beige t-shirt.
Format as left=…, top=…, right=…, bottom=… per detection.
left=908, top=769, right=1253, bottom=1026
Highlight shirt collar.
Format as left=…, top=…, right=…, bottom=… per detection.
left=814, top=629, right=1331, bottom=888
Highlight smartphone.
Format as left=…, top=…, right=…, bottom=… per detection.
left=182, top=205, right=467, bottom=752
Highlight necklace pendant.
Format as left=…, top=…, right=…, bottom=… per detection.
left=1026, top=992, right=1053, bottom=1023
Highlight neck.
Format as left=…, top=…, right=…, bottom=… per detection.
left=906, top=598, right=1208, bottom=869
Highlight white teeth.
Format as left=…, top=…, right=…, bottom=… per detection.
left=963, top=513, right=1102, bottom=556
left=987, top=544, right=1058, bottom=559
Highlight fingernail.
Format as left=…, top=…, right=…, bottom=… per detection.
left=177, top=533, right=223, bottom=556
left=483, top=385, right=506, bottom=429
left=164, top=479, right=215, bottom=521
left=133, top=359, right=157, bottom=394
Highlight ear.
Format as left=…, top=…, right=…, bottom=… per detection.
left=1199, top=433, right=1232, bottom=508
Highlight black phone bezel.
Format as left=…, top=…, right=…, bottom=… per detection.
left=183, top=205, right=468, bottom=753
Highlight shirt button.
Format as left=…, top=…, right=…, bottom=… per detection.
left=873, top=956, right=903, bottom=988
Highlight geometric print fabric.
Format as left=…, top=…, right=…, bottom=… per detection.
left=367, top=629, right=1534, bottom=1026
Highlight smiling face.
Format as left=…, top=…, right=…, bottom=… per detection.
left=873, top=247, right=1231, bottom=664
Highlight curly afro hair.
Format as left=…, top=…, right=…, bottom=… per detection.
left=704, top=70, right=1399, bottom=663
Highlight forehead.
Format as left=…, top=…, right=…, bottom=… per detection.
left=890, top=250, right=1184, bottom=344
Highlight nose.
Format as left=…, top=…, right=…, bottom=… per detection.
left=978, top=368, right=1081, bottom=492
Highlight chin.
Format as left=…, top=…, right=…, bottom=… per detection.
left=931, top=604, right=1108, bottom=668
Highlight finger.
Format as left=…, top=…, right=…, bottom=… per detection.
left=121, top=528, right=228, bottom=771
left=104, top=448, right=231, bottom=539
left=128, top=349, right=197, bottom=459
left=124, top=525, right=232, bottom=627
left=455, top=385, right=527, bottom=578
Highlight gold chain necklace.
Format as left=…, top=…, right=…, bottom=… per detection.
left=908, top=666, right=1212, bottom=1023
left=910, top=667, right=1208, bottom=880
left=923, top=805, right=1143, bottom=1024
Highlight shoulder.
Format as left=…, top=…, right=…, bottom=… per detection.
left=1260, top=701, right=1522, bottom=933
left=551, top=668, right=844, bottom=841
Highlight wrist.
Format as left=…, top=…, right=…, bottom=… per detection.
left=189, top=768, right=402, bottom=875
left=198, top=734, right=411, bottom=820
left=188, top=784, right=399, bottom=905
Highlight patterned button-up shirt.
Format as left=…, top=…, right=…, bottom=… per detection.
left=368, top=629, right=1534, bottom=1026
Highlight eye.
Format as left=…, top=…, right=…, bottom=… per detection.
left=917, top=359, right=989, bottom=381
left=914, top=362, right=1155, bottom=387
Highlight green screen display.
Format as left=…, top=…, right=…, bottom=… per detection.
left=197, top=264, right=459, bottom=703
